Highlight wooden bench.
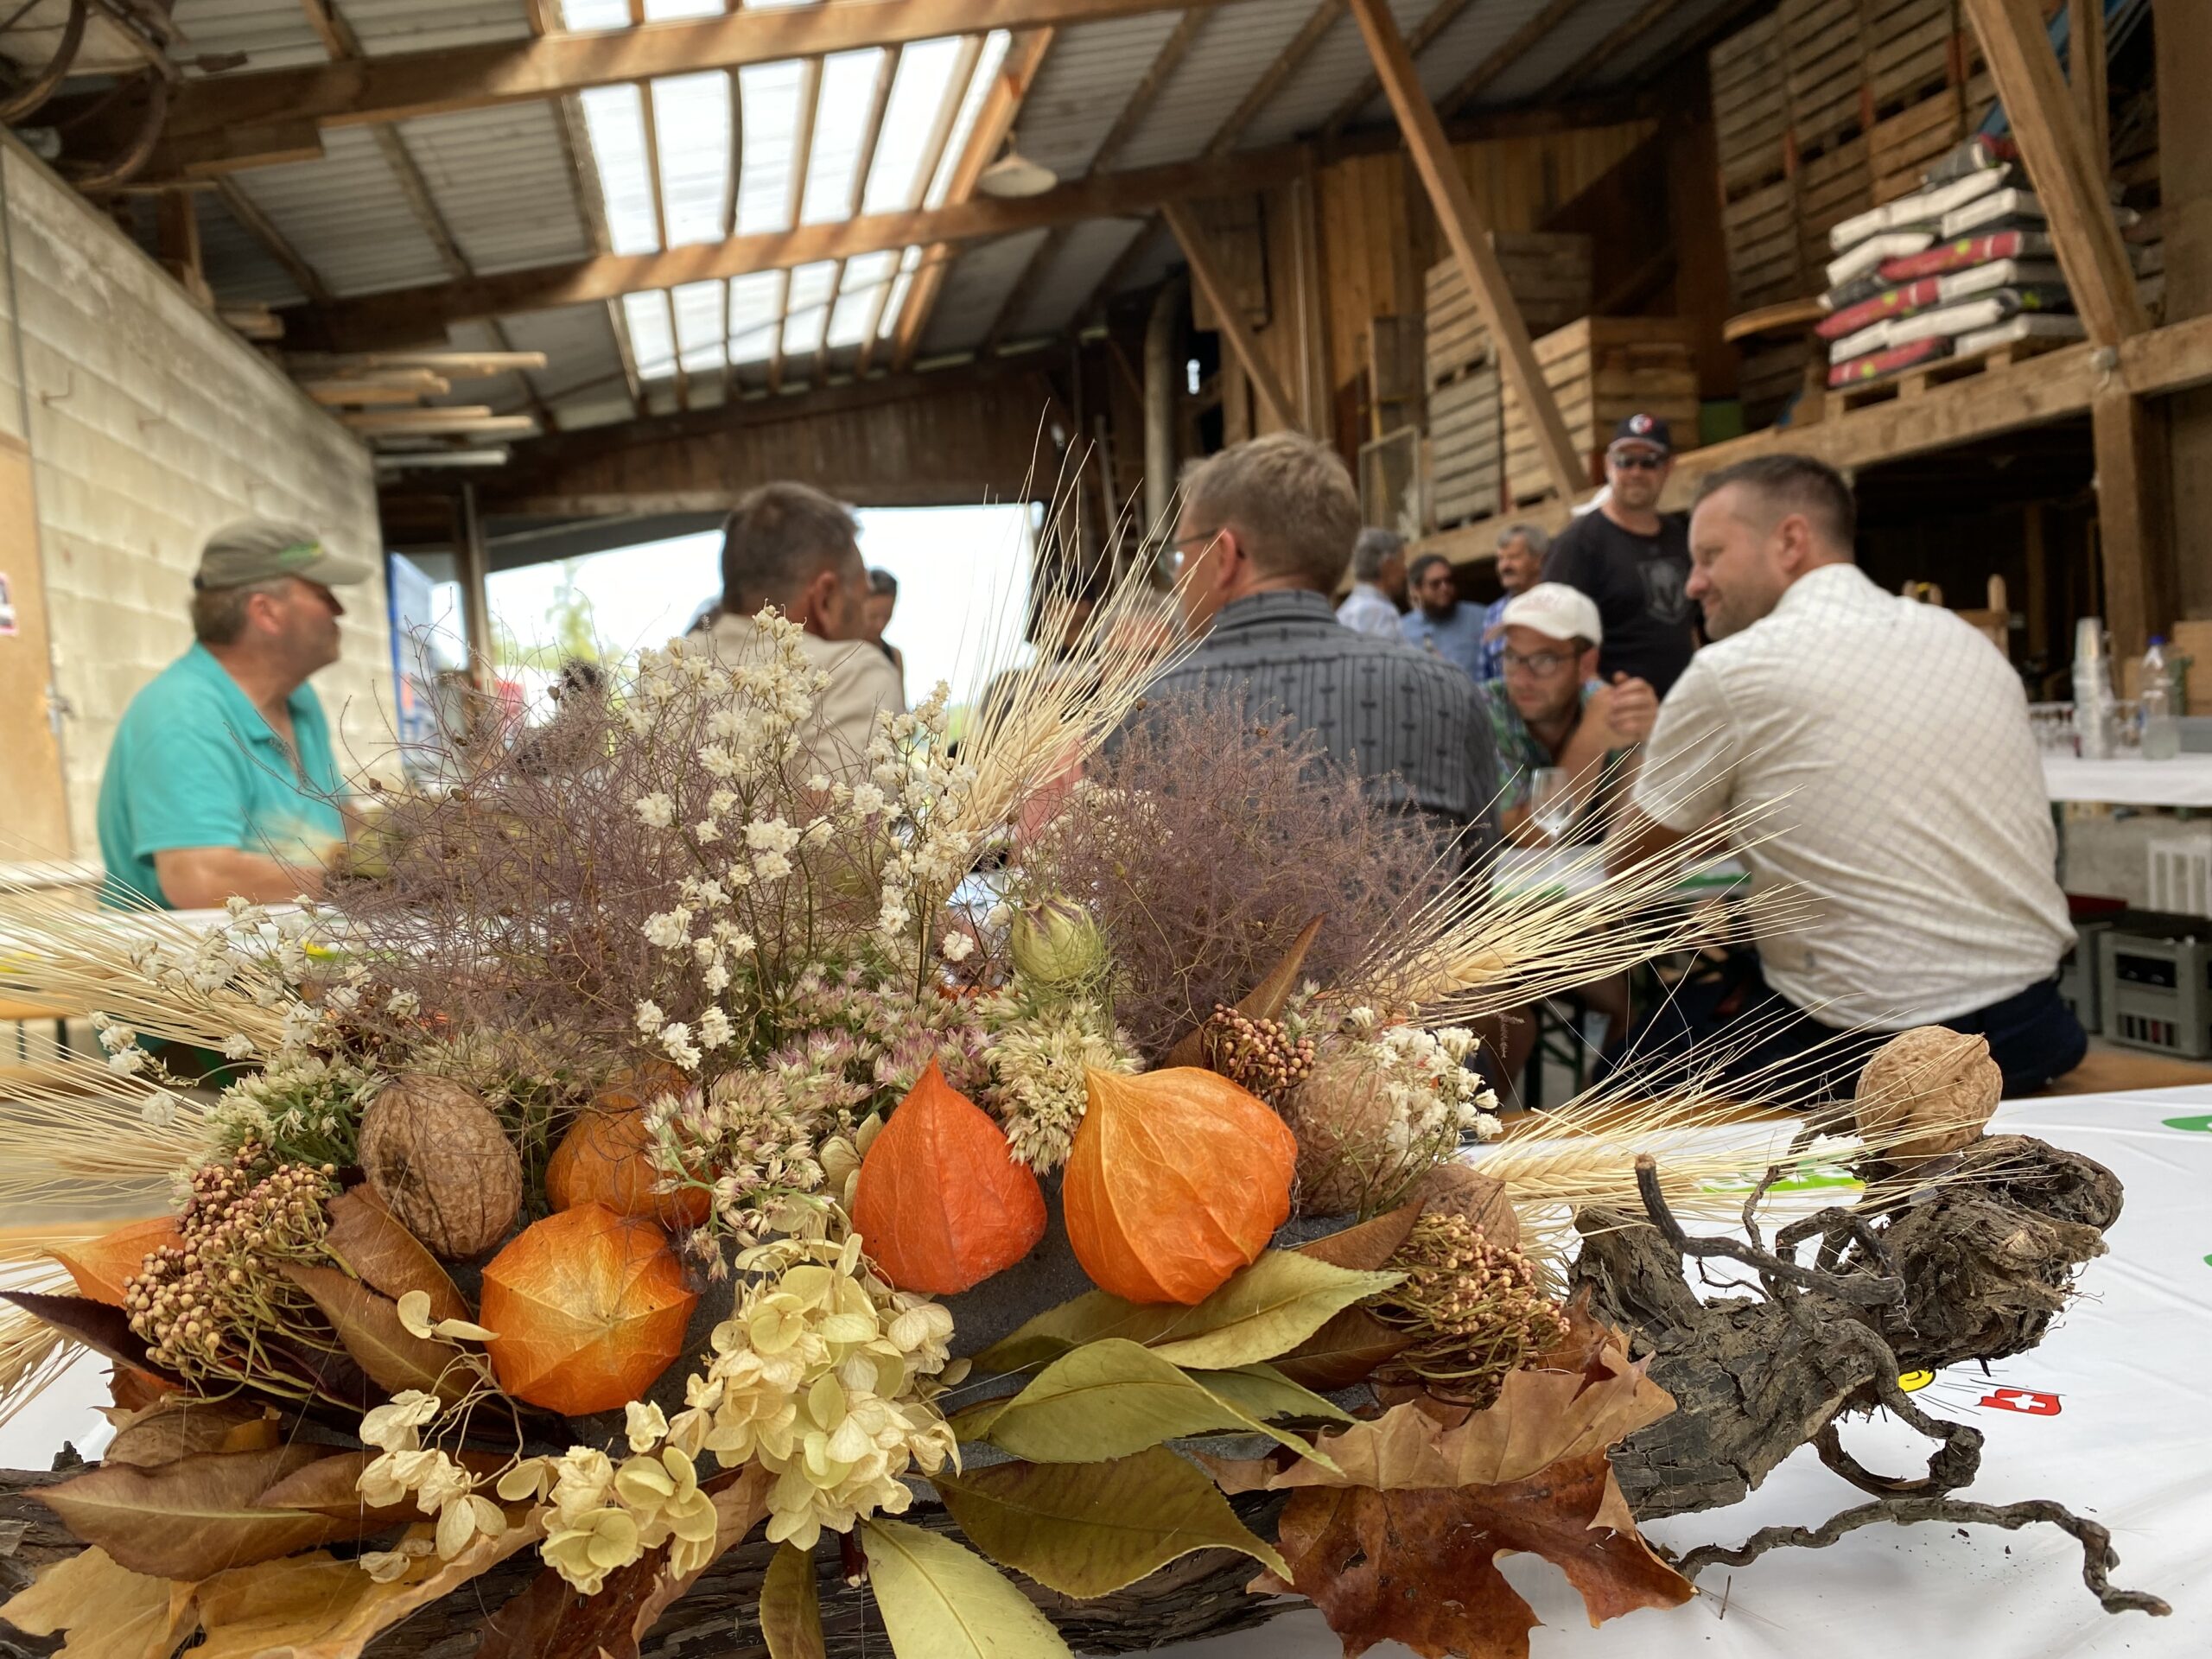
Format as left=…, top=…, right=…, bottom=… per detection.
left=2026, top=1048, right=2212, bottom=1097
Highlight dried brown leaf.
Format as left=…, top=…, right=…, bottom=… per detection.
left=103, top=1399, right=279, bottom=1469
left=760, top=1543, right=826, bottom=1659
left=0, top=1545, right=197, bottom=1659
left=1164, top=915, right=1327, bottom=1069
left=35, top=1445, right=354, bottom=1580
left=1295, top=1200, right=1426, bottom=1272
left=1269, top=1307, right=1415, bottom=1393
left=322, top=1189, right=471, bottom=1325
left=1262, top=1455, right=1691, bottom=1659
left=280, top=1263, right=469, bottom=1403
left=257, top=1449, right=511, bottom=1529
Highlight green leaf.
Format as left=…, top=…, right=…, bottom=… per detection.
left=975, top=1251, right=1401, bottom=1375
left=861, top=1518, right=1072, bottom=1659
left=281, top=1263, right=468, bottom=1403
left=760, top=1543, right=826, bottom=1659
left=1193, top=1363, right=1354, bottom=1427
left=934, top=1447, right=1290, bottom=1597
left=978, top=1339, right=1335, bottom=1470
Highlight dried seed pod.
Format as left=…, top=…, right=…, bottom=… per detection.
left=1854, top=1026, right=2000, bottom=1165
left=358, top=1074, right=522, bottom=1259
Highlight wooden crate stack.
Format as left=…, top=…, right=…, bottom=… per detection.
left=1500, top=319, right=1700, bottom=507
left=1422, top=236, right=1592, bottom=528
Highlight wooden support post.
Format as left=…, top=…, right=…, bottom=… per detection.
left=2090, top=386, right=2176, bottom=661
left=456, top=482, right=496, bottom=690
left=1162, top=199, right=1300, bottom=435
left=1290, top=161, right=1331, bottom=434
left=156, top=189, right=213, bottom=308
left=2067, top=0, right=2107, bottom=170
left=2155, top=0, right=2212, bottom=620
left=1960, top=0, right=2143, bottom=346
left=1344, top=0, right=1584, bottom=502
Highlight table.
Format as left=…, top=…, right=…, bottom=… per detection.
left=2, top=1093, right=2200, bottom=1656
left=1151, top=1087, right=2209, bottom=1659
left=1492, top=847, right=1748, bottom=900
left=2043, top=752, right=2212, bottom=807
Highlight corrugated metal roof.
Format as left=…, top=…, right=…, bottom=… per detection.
left=1236, top=0, right=1436, bottom=151
left=1580, top=0, right=1742, bottom=92
left=1113, top=0, right=1331, bottom=172
left=921, top=227, right=1053, bottom=357
left=170, top=0, right=332, bottom=70
left=1016, top=13, right=1190, bottom=181
left=230, top=125, right=451, bottom=296
left=194, top=192, right=309, bottom=308
left=496, top=303, right=632, bottom=428
left=1478, top=0, right=1652, bottom=105
left=398, top=104, right=594, bottom=274
left=1327, top=0, right=1554, bottom=130
left=334, top=0, right=535, bottom=56
left=1007, top=217, right=1147, bottom=338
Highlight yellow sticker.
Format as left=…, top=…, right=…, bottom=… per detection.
left=1897, top=1370, right=1936, bottom=1393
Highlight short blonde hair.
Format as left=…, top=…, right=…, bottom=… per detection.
left=1180, top=433, right=1360, bottom=592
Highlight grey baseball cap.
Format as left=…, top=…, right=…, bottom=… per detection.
left=194, top=520, right=372, bottom=591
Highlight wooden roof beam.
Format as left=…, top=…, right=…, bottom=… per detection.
left=889, top=28, right=1057, bottom=372
left=1163, top=199, right=1298, bottom=433
left=1205, top=0, right=1344, bottom=157
left=1441, top=0, right=1592, bottom=121
left=137, top=0, right=1227, bottom=181
left=1320, top=0, right=1479, bottom=141
left=1346, top=0, right=1584, bottom=501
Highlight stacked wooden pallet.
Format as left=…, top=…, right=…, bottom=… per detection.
left=1422, top=237, right=1592, bottom=527
left=1500, top=319, right=1700, bottom=507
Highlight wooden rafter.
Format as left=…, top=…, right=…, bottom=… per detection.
left=1442, top=0, right=1592, bottom=119
left=1347, top=0, right=1583, bottom=500
left=889, top=28, right=1057, bottom=372
left=141, top=0, right=1229, bottom=181
left=859, top=34, right=984, bottom=374
left=1960, top=0, right=2144, bottom=346
left=981, top=9, right=1207, bottom=357
left=321, top=138, right=1307, bottom=350
left=1206, top=0, right=1344, bottom=157
left=768, top=59, right=823, bottom=393
left=1163, top=199, right=1297, bottom=432
left=718, top=0, right=744, bottom=398
left=638, top=78, right=688, bottom=410
left=815, top=46, right=902, bottom=385
left=1321, top=0, right=1479, bottom=140
left=1538, top=0, right=1675, bottom=101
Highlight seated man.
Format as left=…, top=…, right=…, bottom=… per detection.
left=1609, top=454, right=2083, bottom=1100
left=1335, top=527, right=1407, bottom=639
left=708, top=482, right=905, bottom=772
left=97, top=520, right=368, bottom=909
left=1143, top=432, right=1500, bottom=858
left=1478, top=582, right=1656, bottom=844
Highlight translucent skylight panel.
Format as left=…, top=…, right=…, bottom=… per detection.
left=801, top=51, right=880, bottom=226
left=623, top=292, right=677, bottom=379
left=581, top=85, right=661, bottom=255
left=878, top=246, right=922, bottom=339
left=672, top=280, right=728, bottom=373
left=650, top=72, right=733, bottom=245
left=925, top=30, right=1010, bottom=210
left=782, top=259, right=838, bottom=359
left=735, top=60, right=804, bottom=235
left=558, top=0, right=628, bottom=29
left=645, top=0, right=725, bottom=17
left=828, top=251, right=895, bottom=347
left=728, top=270, right=784, bottom=365
left=863, top=38, right=964, bottom=213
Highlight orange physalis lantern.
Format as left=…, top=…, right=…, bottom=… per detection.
left=546, top=1107, right=711, bottom=1230
left=853, top=1062, right=1046, bottom=1295
left=50, top=1216, right=183, bottom=1306
left=1063, top=1067, right=1297, bottom=1305
left=480, top=1204, right=698, bottom=1415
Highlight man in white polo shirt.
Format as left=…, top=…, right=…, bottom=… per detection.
left=1609, top=453, right=2082, bottom=1100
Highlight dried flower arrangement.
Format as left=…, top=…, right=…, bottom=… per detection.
left=0, top=576, right=2167, bottom=1659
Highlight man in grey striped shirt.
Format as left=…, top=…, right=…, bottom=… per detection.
left=1140, top=433, right=1501, bottom=858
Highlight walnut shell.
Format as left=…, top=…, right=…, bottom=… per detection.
left=1854, top=1027, right=1999, bottom=1165
left=359, top=1074, right=523, bottom=1259
left=1403, top=1160, right=1520, bottom=1252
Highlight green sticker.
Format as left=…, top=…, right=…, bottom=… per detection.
left=2163, top=1114, right=2212, bottom=1133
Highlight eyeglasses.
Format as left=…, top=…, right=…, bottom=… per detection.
left=1169, top=526, right=1224, bottom=571
left=1501, top=647, right=1574, bottom=675
left=1609, top=449, right=1667, bottom=472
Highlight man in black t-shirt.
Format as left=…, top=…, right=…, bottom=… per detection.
left=1542, top=413, right=1699, bottom=695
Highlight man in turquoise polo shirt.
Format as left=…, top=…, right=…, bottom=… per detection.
left=97, top=520, right=370, bottom=910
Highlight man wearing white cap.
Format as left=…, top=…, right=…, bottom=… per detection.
left=98, top=519, right=370, bottom=909
left=1478, top=582, right=1657, bottom=843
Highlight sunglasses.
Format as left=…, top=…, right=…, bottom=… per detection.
left=1609, top=449, right=1667, bottom=472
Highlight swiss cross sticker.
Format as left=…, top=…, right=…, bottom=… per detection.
left=1980, top=1389, right=2063, bottom=1415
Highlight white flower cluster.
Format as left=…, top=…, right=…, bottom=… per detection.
left=1340, top=1007, right=1504, bottom=1152
left=861, top=686, right=979, bottom=943
left=652, top=1231, right=959, bottom=1552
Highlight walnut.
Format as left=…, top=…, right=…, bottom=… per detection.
left=1854, top=1027, right=1999, bottom=1165
left=358, top=1074, right=522, bottom=1259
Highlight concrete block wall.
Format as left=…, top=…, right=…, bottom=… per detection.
left=0, top=140, right=393, bottom=860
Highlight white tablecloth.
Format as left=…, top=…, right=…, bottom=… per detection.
left=3, top=1092, right=2202, bottom=1656
left=1493, top=848, right=1748, bottom=899
left=2044, top=753, right=2212, bottom=807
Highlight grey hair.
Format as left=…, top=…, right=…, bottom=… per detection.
left=1497, top=523, right=1550, bottom=559
left=190, top=577, right=294, bottom=646
left=1351, top=527, right=1405, bottom=581
left=720, top=481, right=862, bottom=614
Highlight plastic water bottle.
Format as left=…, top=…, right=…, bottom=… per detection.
left=2142, top=637, right=2181, bottom=760
left=2073, top=618, right=2117, bottom=759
